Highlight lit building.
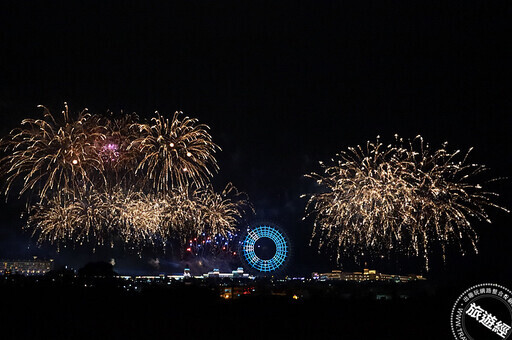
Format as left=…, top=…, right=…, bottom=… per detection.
left=314, top=269, right=425, bottom=282
left=183, top=267, right=191, bottom=278
left=204, top=267, right=253, bottom=279
left=127, top=267, right=255, bottom=281
left=1, top=257, right=54, bottom=276
left=220, top=286, right=255, bottom=299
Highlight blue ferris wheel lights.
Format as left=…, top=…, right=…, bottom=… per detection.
left=242, top=225, right=288, bottom=272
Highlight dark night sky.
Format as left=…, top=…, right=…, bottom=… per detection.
left=0, top=1, right=511, bottom=279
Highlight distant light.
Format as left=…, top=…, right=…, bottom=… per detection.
left=169, top=142, right=174, bottom=147
left=292, top=295, right=299, bottom=300
left=186, top=152, right=192, bottom=157
left=72, top=159, right=78, bottom=165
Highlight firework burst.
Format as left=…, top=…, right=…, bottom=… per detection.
left=1, top=104, right=249, bottom=251
left=27, top=189, right=116, bottom=248
left=195, top=183, right=252, bottom=238
left=25, top=183, right=251, bottom=249
left=160, top=183, right=252, bottom=243
left=303, top=135, right=508, bottom=269
left=98, top=112, right=140, bottom=172
left=186, top=232, right=239, bottom=258
left=26, top=192, right=83, bottom=247
left=129, top=112, right=220, bottom=191
left=1, top=103, right=106, bottom=200
left=111, top=190, right=168, bottom=247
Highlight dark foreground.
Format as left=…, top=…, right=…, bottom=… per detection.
left=0, top=275, right=490, bottom=339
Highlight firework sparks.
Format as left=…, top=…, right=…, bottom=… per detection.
left=25, top=183, right=251, bottom=249
left=1, top=104, right=249, bottom=251
left=26, top=192, right=83, bottom=247
left=303, top=135, right=508, bottom=269
left=1, top=107, right=220, bottom=197
left=111, top=190, right=168, bottom=247
left=129, top=111, right=220, bottom=191
left=160, top=183, right=252, bottom=243
left=195, top=183, right=252, bottom=238
left=177, top=184, right=251, bottom=257
left=97, top=112, right=140, bottom=171
left=0, top=103, right=106, bottom=200
left=27, top=189, right=115, bottom=249
left=186, top=232, right=239, bottom=258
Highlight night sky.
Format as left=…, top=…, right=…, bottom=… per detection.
left=1, top=1, right=510, bottom=279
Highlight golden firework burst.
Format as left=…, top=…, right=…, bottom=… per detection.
left=129, top=111, right=220, bottom=191
left=303, top=135, right=508, bottom=269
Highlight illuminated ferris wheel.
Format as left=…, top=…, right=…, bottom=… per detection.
left=241, top=224, right=289, bottom=273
